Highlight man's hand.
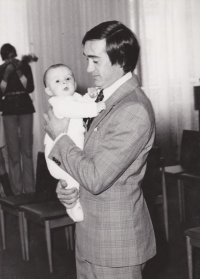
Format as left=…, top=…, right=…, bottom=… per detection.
left=56, top=180, right=79, bottom=209
left=12, top=58, right=22, bottom=71
left=43, top=107, right=70, bottom=140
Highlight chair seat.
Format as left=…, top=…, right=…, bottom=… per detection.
left=164, top=165, right=185, bottom=175
left=21, top=200, right=74, bottom=272
left=185, top=227, right=200, bottom=240
left=180, top=173, right=200, bottom=181
left=20, top=200, right=67, bottom=220
left=0, top=193, right=41, bottom=209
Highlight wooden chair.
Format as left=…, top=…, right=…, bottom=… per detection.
left=184, top=226, right=200, bottom=279
left=20, top=200, right=75, bottom=273
left=142, top=146, right=169, bottom=241
left=0, top=152, right=58, bottom=259
left=164, top=130, right=200, bottom=222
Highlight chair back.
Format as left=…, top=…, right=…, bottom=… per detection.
left=180, top=130, right=200, bottom=173
left=35, top=152, right=58, bottom=201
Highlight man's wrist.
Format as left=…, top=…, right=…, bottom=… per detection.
left=3, top=75, right=8, bottom=82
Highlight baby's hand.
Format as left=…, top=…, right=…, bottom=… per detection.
left=97, top=101, right=106, bottom=113
left=88, top=87, right=98, bottom=99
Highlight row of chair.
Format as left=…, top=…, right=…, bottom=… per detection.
left=164, top=130, right=200, bottom=222
left=142, top=146, right=169, bottom=241
left=0, top=152, right=75, bottom=273
left=0, top=149, right=169, bottom=273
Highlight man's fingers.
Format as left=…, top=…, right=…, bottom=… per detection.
left=43, top=113, right=49, bottom=125
left=60, top=179, right=68, bottom=188
left=56, top=181, right=78, bottom=195
left=62, top=201, right=76, bottom=209
left=56, top=181, right=79, bottom=209
left=43, top=113, right=49, bottom=131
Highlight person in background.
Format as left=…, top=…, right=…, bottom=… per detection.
left=44, top=21, right=156, bottom=279
left=43, top=63, right=105, bottom=222
left=0, top=43, right=35, bottom=195
left=0, top=113, right=13, bottom=196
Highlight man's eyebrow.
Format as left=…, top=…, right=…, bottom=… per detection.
left=83, top=53, right=99, bottom=59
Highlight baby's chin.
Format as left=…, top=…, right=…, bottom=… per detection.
left=59, top=91, right=74, bottom=97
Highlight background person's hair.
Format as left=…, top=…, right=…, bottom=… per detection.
left=0, top=43, right=17, bottom=61
left=43, top=63, right=74, bottom=87
left=82, top=20, right=140, bottom=73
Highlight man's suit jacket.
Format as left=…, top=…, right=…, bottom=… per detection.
left=49, top=74, right=156, bottom=267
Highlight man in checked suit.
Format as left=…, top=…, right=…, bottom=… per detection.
left=43, top=20, right=156, bottom=279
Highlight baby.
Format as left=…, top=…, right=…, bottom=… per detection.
left=43, top=64, right=105, bottom=222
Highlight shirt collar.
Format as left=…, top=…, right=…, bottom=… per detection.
left=102, top=72, right=132, bottom=101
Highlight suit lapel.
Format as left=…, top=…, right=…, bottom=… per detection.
left=84, top=74, right=140, bottom=145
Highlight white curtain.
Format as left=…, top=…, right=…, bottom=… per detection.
left=0, top=0, right=29, bottom=57
left=1, top=0, right=200, bottom=170
left=138, top=0, right=200, bottom=163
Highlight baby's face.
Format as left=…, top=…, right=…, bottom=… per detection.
left=45, top=66, right=76, bottom=97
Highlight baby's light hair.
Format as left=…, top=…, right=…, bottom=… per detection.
left=43, top=63, right=74, bottom=87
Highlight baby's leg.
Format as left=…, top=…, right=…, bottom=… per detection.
left=45, top=140, right=84, bottom=222
left=62, top=174, right=84, bottom=222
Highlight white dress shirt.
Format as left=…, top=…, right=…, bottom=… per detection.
left=103, top=71, right=132, bottom=101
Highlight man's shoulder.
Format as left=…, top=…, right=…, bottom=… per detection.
left=116, top=82, right=155, bottom=123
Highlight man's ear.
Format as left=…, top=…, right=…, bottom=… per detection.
left=45, top=87, right=53, bottom=96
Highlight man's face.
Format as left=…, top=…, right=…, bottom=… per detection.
left=83, top=39, right=124, bottom=89
left=45, top=66, right=76, bottom=97
left=7, top=51, right=16, bottom=62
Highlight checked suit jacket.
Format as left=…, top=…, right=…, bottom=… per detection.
left=49, top=74, right=156, bottom=267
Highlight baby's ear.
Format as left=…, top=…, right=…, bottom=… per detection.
left=74, top=81, right=77, bottom=91
left=45, top=87, right=53, bottom=96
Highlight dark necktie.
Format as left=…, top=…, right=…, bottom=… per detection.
left=86, top=89, right=104, bottom=131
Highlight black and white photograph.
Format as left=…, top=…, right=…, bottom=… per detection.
left=0, top=0, right=200, bottom=278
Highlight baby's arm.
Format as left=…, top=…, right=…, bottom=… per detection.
left=49, top=94, right=106, bottom=119
left=82, top=89, right=106, bottom=113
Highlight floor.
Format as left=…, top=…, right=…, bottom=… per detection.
left=1, top=177, right=200, bottom=279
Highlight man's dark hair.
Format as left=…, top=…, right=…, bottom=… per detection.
left=82, top=20, right=140, bottom=73
left=43, top=63, right=74, bottom=87
left=0, top=43, right=17, bottom=61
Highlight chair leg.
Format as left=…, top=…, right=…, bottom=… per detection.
left=65, top=225, right=74, bottom=250
left=186, top=236, right=193, bottom=279
left=162, top=170, right=169, bottom=241
left=65, top=226, right=70, bottom=250
left=178, top=179, right=185, bottom=222
left=69, top=225, right=74, bottom=250
left=181, top=180, right=185, bottom=222
left=18, top=211, right=25, bottom=260
left=22, top=212, right=29, bottom=261
left=0, top=205, right=6, bottom=249
left=45, top=220, right=53, bottom=273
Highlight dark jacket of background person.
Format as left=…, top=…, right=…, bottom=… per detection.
left=0, top=62, right=35, bottom=115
